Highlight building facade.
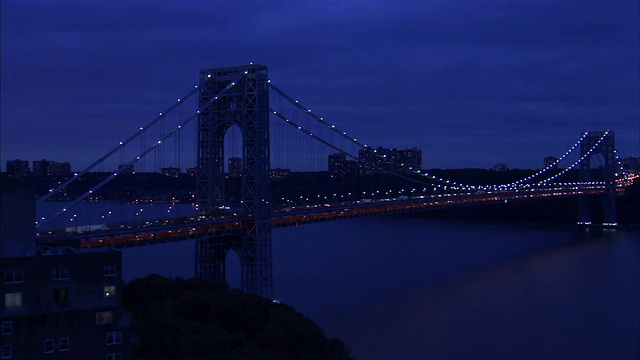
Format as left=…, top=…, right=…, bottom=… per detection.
left=620, top=156, right=639, bottom=173
left=269, top=168, right=290, bottom=181
left=358, top=146, right=422, bottom=175
left=328, top=153, right=359, bottom=178
left=5, top=161, right=30, bottom=178
left=32, top=160, right=71, bottom=178
left=1, top=249, right=129, bottom=359
left=492, top=163, right=509, bottom=172
left=160, top=167, right=181, bottom=178
left=1, top=179, right=129, bottom=359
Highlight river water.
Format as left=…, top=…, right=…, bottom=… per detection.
left=39, top=202, right=640, bottom=359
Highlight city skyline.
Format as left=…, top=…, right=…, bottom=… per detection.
left=1, top=0, right=638, bottom=170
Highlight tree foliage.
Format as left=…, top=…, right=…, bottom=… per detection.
left=123, top=275, right=352, bottom=360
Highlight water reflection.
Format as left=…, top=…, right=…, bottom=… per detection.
left=75, top=202, right=638, bottom=360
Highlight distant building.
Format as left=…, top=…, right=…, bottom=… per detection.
left=228, top=157, right=242, bottom=178
left=6, top=160, right=30, bottom=178
left=492, top=163, right=509, bottom=172
left=0, top=179, right=130, bottom=359
left=358, top=146, right=422, bottom=174
left=328, top=153, right=359, bottom=178
left=161, top=167, right=181, bottom=178
left=32, top=159, right=71, bottom=178
left=187, top=167, right=201, bottom=177
left=620, top=156, right=639, bottom=173
left=118, top=164, right=134, bottom=174
left=544, top=156, right=559, bottom=168
left=270, top=168, right=290, bottom=181
left=53, top=162, right=71, bottom=177
left=32, top=159, right=54, bottom=177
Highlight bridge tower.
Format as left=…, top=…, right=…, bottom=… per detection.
left=195, top=64, right=272, bottom=297
left=578, top=131, right=617, bottom=225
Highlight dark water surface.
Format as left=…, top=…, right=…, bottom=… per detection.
left=119, top=214, right=639, bottom=359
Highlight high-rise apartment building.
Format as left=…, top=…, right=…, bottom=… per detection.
left=328, top=153, right=359, bottom=177
left=5, top=160, right=30, bottom=178
left=32, top=159, right=71, bottom=178
left=358, top=146, right=422, bottom=174
left=620, top=156, right=639, bottom=173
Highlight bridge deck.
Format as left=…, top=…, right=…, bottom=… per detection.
left=36, top=187, right=615, bottom=249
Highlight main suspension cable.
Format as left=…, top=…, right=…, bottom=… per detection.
left=37, top=73, right=247, bottom=229
left=37, top=85, right=202, bottom=204
left=268, top=80, right=605, bottom=190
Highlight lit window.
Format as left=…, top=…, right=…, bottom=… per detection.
left=4, top=293, right=22, bottom=307
left=52, top=268, right=69, bottom=280
left=103, top=285, right=116, bottom=298
left=103, top=265, right=116, bottom=277
left=106, top=331, right=122, bottom=345
left=59, top=338, right=69, bottom=351
left=1, top=345, right=11, bottom=359
left=1, top=321, right=12, bottom=335
left=3, top=271, right=24, bottom=284
left=106, top=353, right=122, bottom=360
left=96, top=311, right=113, bottom=324
left=43, top=339, right=54, bottom=353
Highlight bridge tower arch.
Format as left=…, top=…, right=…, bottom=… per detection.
left=578, top=131, right=617, bottom=225
left=195, top=64, right=272, bottom=297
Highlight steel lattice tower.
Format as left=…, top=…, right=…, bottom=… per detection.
left=578, top=131, right=617, bottom=225
left=195, top=64, right=272, bottom=297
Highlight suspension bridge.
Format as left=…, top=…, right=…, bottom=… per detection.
left=33, top=64, right=634, bottom=297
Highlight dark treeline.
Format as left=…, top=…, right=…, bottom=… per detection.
left=28, top=172, right=197, bottom=202
left=123, top=275, right=353, bottom=360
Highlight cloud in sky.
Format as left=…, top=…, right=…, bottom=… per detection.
left=1, top=0, right=638, bottom=169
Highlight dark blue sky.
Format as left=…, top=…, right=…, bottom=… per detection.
left=1, top=0, right=638, bottom=169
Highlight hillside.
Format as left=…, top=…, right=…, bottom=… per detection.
left=123, top=275, right=353, bottom=360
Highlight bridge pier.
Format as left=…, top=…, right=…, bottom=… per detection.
left=194, top=226, right=272, bottom=295
left=195, top=236, right=236, bottom=286
left=195, top=64, right=273, bottom=297
left=577, top=131, right=617, bottom=225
